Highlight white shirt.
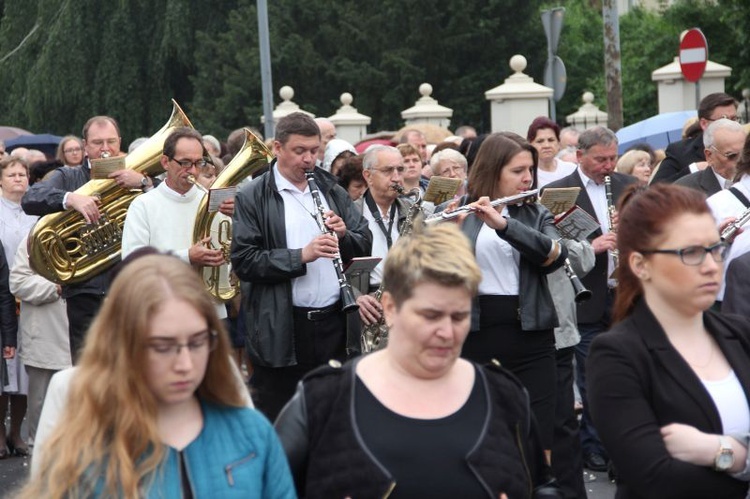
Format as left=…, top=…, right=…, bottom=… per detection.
left=476, top=209, right=520, bottom=295
left=577, top=168, right=616, bottom=281
left=0, top=197, right=38, bottom=265
left=536, top=159, right=578, bottom=189
left=711, top=167, right=733, bottom=190
left=274, top=168, right=340, bottom=307
left=707, top=174, right=750, bottom=300
left=362, top=200, right=400, bottom=286
left=701, top=370, right=750, bottom=435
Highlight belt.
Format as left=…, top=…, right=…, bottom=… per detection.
left=293, top=301, right=341, bottom=321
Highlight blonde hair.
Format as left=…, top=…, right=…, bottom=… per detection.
left=383, top=224, right=481, bottom=306
left=616, top=150, right=651, bottom=176
left=20, top=255, right=246, bottom=498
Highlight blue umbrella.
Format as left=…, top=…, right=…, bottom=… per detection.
left=5, top=133, right=64, bottom=158
left=616, top=110, right=697, bottom=154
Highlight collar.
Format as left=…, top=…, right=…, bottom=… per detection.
left=577, top=167, right=601, bottom=187
left=158, top=180, right=201, bottom=202
left=274, top=163, right=306, bottom=194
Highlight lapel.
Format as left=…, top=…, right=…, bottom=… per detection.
left=631, top=300, right=723, bottom=430
left=565, top=171, right=600, bottom=224
left=699, top=168, right=721, bottom=195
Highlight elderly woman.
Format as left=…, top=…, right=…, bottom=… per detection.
left=527, top=117, right=578, bottom=188
left=55, top=136, right=84, bottom=167
left=0, top=156, right=38, bottom=457
left=22, top=254, right=294, bottom=498
left=429, top=148, right=468, bottom=198
left=589, top=184, right=750, bottom=498
left=616, top=150, right=652, bottom=184
left=275, top=224, right=558, bottom=498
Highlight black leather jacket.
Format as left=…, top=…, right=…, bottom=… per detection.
left=274, top=358, right=560, bottom=499
left=458, top=201, right=566, bottom=332
left=0, top=246, right=18, bottom=349
left=230, top=163, right=372, bottom=367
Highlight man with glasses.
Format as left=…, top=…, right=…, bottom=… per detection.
left=653, top=92, right=738, bottom=183
left=21, top=116, right=150, bottom=362
left=231, top=112, right=371, bottom=420
left=544, top=126, right=637, bottom=477
left=121, top=128, right=226, bottom=298
left=675, top=119, right=747, bottom=196
left=354, top=145, right=413, bottom=327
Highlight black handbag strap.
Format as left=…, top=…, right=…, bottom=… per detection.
left=729, top=187, right=750, bottom=208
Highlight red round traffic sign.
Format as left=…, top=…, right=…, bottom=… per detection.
left=679, top=28, right=708, bottom=83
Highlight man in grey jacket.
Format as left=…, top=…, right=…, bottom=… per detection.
left=231, top=112, right=372, bottom=419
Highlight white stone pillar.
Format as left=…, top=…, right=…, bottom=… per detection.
left=651, top=57, right=732, bottom=114
left=401, top=83, right=453, bottom=129
left=328, top=93, right=371, bottom=145
left=260, top=85, right=314, bottom=125
left=565, top=92, right=609, bottom=129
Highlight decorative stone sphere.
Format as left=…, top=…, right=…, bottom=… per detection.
left=279, top=85, right=294, bottom=101
left=419, top=83, right=433, bottom=97
left=340, top=92, right=353, bottom=106
left=510, top=55, right=527, bottom=73
left=583, top=91, right=595, bottom=104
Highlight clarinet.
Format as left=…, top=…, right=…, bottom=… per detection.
left=603, top=175, right=619, bottom=278
left=305, top=171, right=359, bottom=313
left=563, top=258, right=592, bottom=303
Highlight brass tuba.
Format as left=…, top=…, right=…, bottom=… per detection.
left=191, top=128, right=273, bottom=301
left=28, top=100, right=193, bottom=284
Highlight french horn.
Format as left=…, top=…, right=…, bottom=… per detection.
left=28, top=100, right=193, bottom=284
left=191, top=128, right=272, bottom=301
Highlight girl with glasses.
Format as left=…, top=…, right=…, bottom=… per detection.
left=20, top=254, right=294, bottom=498
left=588, top=184, right=750, bottom=498
left=55, top=136, right=84, bottom=167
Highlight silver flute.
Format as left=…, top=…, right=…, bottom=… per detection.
left=721, top=206, right=750, bottom=242
left=424, top=189, right=539, bottom=225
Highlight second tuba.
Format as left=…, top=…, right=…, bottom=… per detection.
left=191, top=128, right=273, bottom=301
left=28, top=100, right=194, bottom=284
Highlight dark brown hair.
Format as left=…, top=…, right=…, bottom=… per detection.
left=734, top=133, right=750, bottom=178
left=467, top=132, right=538, bottom=201
left=698, top=92, right=737, bottom=120
left=162, top=127, right=205, bottom=159
left=613, top=183, right=711, bottom=322
left=274, top=112, right=320, bottom=145
left=526, top=116, right=560, bottom=142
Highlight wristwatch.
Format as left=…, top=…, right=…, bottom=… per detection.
left=714, top=436, right=734, bottom=471
left=140, top=175, right=149, bottom=188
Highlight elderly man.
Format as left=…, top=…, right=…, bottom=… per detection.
left=544, top=126, right=638, bottom=473
left=653, top=92, right=738, bottom=183
left=354, top=145, right=413, bottom=326
left=674, top=119, right=746, bottom=196
left=21, top=116, right=152, bottom=361
left=231, top=112, right=371, bottom=420
left=314, top=117, right=336, bottom=165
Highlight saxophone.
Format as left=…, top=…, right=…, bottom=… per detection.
left=360, top=186, right=423, bottom=353
left=190, top=129, right=273, bottom=301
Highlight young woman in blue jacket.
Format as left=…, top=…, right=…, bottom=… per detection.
left=20, top=253, right=295, bottom=498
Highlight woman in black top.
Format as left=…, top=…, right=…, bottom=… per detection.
left=275, top=224, right=559, bottom=499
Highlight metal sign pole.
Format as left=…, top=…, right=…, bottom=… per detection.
left=257, top=0, right=275, bottom=139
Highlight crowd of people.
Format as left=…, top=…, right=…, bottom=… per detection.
left=0, top=90, right=749, bottom=497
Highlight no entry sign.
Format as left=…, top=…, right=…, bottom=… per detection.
left=679, top=28, right=708, bottom=83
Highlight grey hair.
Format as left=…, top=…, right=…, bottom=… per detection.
left=577, top=126, right=618, bottom=152
left=704, top=118, right=744, bottom=149
left=362, top=145, right=400, bottom=171
left=430, top=149, right=467, bottom=175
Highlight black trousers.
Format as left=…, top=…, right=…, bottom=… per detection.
left=462, top=295, right=557, bottom=449
left=250, top=304, right=347, bottom=421
left=66, top=293, right=104, bottom=364
left=552, top=346, right=587, bottom=499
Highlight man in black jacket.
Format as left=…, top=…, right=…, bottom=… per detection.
left=21, top=116, right=150, bottom=362
left=231, top=112, right=372, bottom=419
left=651, top=92, right=738, bottom=184
left=544, top=126, right=637, bottom=474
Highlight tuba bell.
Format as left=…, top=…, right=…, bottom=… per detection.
left=27, top=100, right=193, bottom=284
left=191, top=128, right=273, bottom=301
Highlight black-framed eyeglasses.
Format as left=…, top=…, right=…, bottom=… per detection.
left=709, top=145, right=740, bottom=161
left=146, top=330, right=218, bottom=358
left=640, top=242, right=728, bottom=266
left=706, top=114, right=740, bottom=123
left=170, top=157, right=210, bottom=170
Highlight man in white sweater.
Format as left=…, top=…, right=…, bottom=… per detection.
left=121, top=128, right=227, bottom=307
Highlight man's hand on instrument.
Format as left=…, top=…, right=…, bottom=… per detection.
left=357, top=294, right=382, bottom=325
left=67, top=193, right=101, bottom=224
left=591, top=232, right=617, bottom=254
left=323, top=210, right=347, bottom=239
left=189, top=236, right=225, bottom=267
left=218, top=198, right=235, bottom=217
left=109, top=169, right=148, bottom=189
left=301, top=234, right=339, bottom=263
left=719, top=216, right=742, bottom=242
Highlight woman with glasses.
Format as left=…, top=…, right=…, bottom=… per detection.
left=588, top=183, right=750, bottom=499
left=55, top=136, right=84, bottom=167
left=21, top=254, right=295, bottom=498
